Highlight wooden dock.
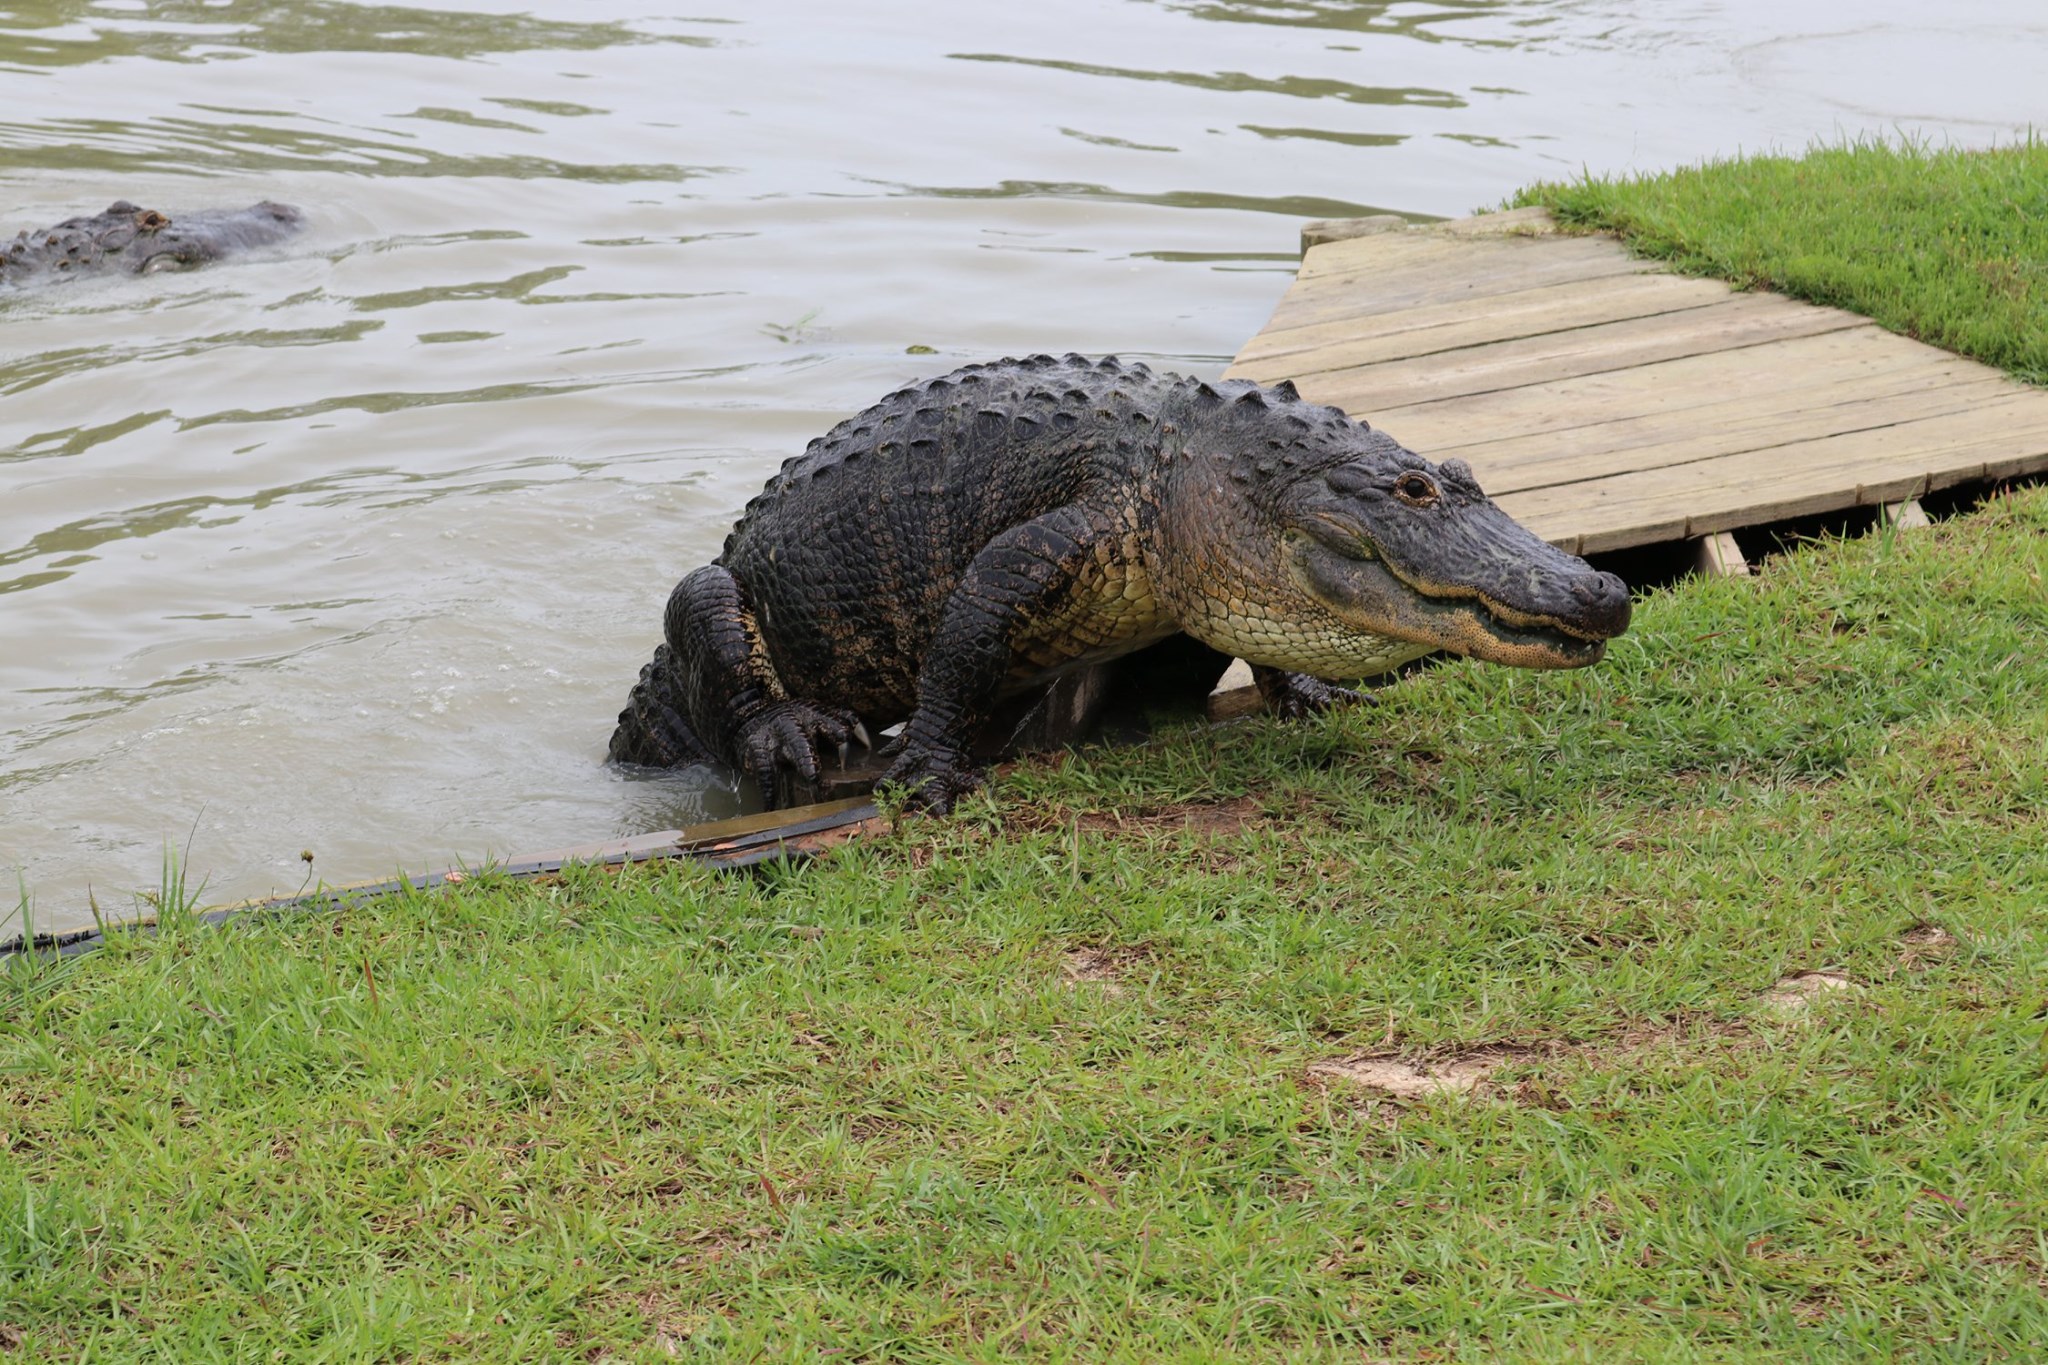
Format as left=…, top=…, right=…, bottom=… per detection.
left=1227, top=207, right=2048, bottom=558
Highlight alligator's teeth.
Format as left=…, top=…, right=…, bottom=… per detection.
left=851, top=720, right=873, bottom=750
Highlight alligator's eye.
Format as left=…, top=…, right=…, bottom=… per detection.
left=1393, top=472, right=1439, bottom=507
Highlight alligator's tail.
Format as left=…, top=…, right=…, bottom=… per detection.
left=608, top=644, right=717, bottom=768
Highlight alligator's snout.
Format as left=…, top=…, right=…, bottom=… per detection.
left=1568, top=569, right=1632, bottom=640
left=141, top=201, right=304, bottom=268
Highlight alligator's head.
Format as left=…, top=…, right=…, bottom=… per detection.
left=1279, top=448, right=1631, bottom=669
left=95, top=200, right=303, bottom=274
left=1158, top=381, right=1631, bottom=679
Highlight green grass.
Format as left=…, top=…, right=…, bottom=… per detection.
left=1513, top=137, right=2048, bottom=386
left=4, top=486, right=2047, bottom=1360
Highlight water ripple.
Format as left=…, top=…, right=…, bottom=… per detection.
left=0, top=1, right=710, bottom=71
left=0, top=321, right=386, bottom=405
left=949, top=52, right=1467, bottom=109
left=1163, top=0, right=1519, bottom=48
left=0, top=115, right=735, bottom=183
left=868, top=176, right=1416, bottom=222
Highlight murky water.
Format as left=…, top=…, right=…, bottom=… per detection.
left=3, top=0, right=2041, bottom=934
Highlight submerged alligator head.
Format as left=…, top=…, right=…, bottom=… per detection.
left=1154, top=379, right=1631, bottom=679
left=1, top=200, right=303, bottom=287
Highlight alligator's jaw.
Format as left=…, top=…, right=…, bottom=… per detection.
left=1289, top=535, right=1610, bottom=670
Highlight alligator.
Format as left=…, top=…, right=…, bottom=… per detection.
left=611, top=353, right=1632, bottom=812
left=1, top=200, right=302, bottom=288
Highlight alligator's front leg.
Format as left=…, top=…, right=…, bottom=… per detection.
left=882, top=505, right=1109, bottom=813
left=1251, top=665, right=1373, bottom=719
left=661, top=564, right=860, bottom=801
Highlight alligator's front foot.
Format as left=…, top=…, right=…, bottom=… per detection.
left=877, top=741, right=984, bottom=815
left=737, top=699, right=864, bottom=803
left=1253, top=667, right=1375, bottom=720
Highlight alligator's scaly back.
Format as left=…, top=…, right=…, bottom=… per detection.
left=717, top=354, right=1182, bottom=715
left=612, top=354, right=1631, bottom=811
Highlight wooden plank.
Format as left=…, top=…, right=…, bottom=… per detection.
left=1498, top=394, right=2048, bottom=552
left=517, top=797, right=880, bottom=867
left=1300, top=215, right=1407, bottom=252
left=1233, top=272, right=1734, bottom=374
left=1356, top=327, right=1952, bottom=448
left=1435, top=206, right=1559, bottom=236
left=1273, top=239, right=1656, bottom=327
left=1295, top=206, right=1553, bottom=274
left=1279, top=248, right=1655, bottom=326
left=1424, top=359, right=2012, bottom=466
left=1450, top=373, right=2018, bottom=497
left=1882, top=499, right=1933, bottom=530
left=1297, top=219, right=1601, bottom=283
left=1694, top=532, right=1750, bottom=577
left=1983, top=442, right=2048, bottom=481
left=1286, top=293, right=1869, bottom=413
left=1292, top=230, right=1508, bottom=283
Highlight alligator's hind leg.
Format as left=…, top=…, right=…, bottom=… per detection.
left=882, top=505, right=1114, bottom=813
left=611, top=565, right=859, bottom=802
left=611, top=564, right=770, bottom=769
left=609, top=642, right=718, bottom=768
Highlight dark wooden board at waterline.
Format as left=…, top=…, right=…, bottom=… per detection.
left=1, top=799, right=889, bottom=958
left=1235, top=207, right=2048, bottom=555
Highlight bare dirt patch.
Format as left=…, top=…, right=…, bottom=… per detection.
left=1759, top=971, right=1862, bottom=1016
left=622, top=1287, right=721, bottom=1357
left=1061, top=946, right=1149, bottom=995
left=848, top=1112, right=902, bottom=1142
left=1308, top=1046, right=1541, bottom=1101
left=1308, top=1017, right=1754, bottom=1113
left=1893, top=922, right=1959, bottom=975
left=1900, top=922, right=1956, bottom=966
left=1073, top=796, right=1265, bottom=838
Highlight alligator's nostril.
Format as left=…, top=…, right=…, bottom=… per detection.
left=1572, top=572, right=1620, bottom=600
left=1561, top=571, right=1632, bottom=635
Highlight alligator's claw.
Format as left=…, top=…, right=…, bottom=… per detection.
left=736, top=699, right=861, bottom=804
left=877, top=741, right=984, bottom=815
left=1254, top=668, right=1375, bottom=720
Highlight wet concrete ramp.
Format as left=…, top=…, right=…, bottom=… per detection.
left=1227, top=207, right=2048, bottom=555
